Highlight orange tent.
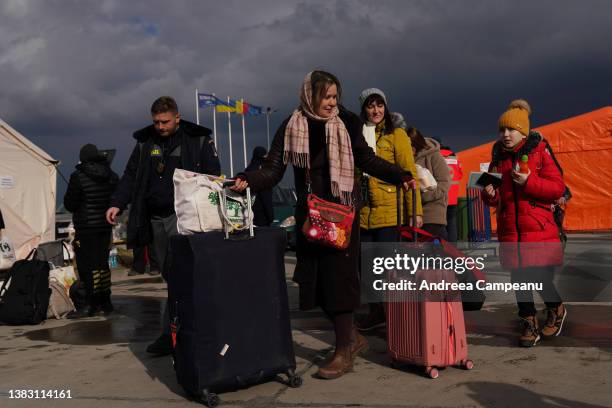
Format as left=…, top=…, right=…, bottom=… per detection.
left=457, top=107, right=612, bottom=232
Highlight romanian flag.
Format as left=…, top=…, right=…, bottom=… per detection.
left=235, top=100, right=250, bottom=115
left=215, top=99, right=236, bottom=113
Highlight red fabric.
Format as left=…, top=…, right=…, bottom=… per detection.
left=481, top=141, right=565, bottom=268
left=302, top=193, right=355, bottom=250
left=440, top=149, right=463, bottom=205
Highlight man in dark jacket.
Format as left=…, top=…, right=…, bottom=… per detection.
left=244, top=146, right=274, bottom=227
left=64, top=143, right=119, bottom=318
left=106, top=96, right=220, bottom=356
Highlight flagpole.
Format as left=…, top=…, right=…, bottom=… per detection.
left=241, top=98, right=248, bottom=169
left=195, top=88, right=200, bottom=125
left=266, top=108, right=271, bottom=150
left=227, top=96, right=234, bottom=176
left=212, top=93, right=217, bottom=147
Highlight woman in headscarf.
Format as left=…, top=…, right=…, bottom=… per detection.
left=232, top=71, right=413, bottom=379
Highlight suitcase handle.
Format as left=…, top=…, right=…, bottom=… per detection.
left=396, top=187, right=418, bottom=243
left=236, top=370, right=264, bottom=386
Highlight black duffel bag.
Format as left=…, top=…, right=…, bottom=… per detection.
left=0, top=249, right=51, bottom=325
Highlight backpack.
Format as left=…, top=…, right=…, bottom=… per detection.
left=0, top=249, right=51, bottom=325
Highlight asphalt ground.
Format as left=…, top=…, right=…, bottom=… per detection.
left=1, top=239, right=611, bottom=408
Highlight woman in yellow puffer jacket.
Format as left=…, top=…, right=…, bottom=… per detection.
left=359, top=88, right=423, bottom=235
left=356, top=88, right=423, bottom=331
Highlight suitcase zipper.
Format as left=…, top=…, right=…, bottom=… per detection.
left=170, top=301, right=180, bottom=348
left=446, top=302, right=456, bottom=366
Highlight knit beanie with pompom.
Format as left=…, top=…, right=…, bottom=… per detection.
left=498, top=99, right=531, bottom=136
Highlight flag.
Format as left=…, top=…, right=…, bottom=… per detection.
left=215, top=99, right=236, bottom=113
left=198, top=93, right=218, bottom=108
left=247, top=105, right=264, bottom=116
left=235, top=100, right=250, bottom=115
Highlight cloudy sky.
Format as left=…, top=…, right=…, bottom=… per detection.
left=1, top=0, right=611, bottom=201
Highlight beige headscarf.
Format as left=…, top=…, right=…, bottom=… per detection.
left=283, top=72, right=355, bottom=205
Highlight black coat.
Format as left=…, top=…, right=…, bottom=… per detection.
left=245, top=109, right=407, bottom=311
left=245, top=157, right=274, bottom=226
left=64, top=159, right=119, bottom=232
left=110, top=120, right=221, bottom=248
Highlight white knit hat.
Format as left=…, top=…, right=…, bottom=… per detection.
left=359, top=88, right=387, bottom=107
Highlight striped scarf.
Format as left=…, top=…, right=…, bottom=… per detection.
left=283, top=72, right=354, bottom=205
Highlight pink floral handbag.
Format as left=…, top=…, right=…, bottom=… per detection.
left=302, top=193, right=355, bottom=250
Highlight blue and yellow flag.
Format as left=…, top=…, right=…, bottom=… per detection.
left=215, top=99, right=236, bottom=113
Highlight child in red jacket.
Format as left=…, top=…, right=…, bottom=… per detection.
left=482, top=99, right=567, bottom=347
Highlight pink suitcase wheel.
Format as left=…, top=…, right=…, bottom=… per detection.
left=463, top=360, right=474, bottom=370
left=426, top=367, right=439, bottom=379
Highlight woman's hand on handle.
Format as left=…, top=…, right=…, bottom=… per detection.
left=401, top=173, right=417, bottom=192
left=230, top=177, right=249, bottom=192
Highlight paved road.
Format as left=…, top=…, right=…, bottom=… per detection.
left=1, top=259, right=611, bottom=408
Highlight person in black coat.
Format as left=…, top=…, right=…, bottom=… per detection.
left=106, top=96, right=221, bottom=356
left=64, top=143, right=119, bottom=318
left=245, top=146, right=274, bottom=227
left=232, top=71, right=414, bottom=380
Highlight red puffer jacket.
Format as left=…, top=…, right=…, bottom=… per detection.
left=482, top=132, right=565, bottom=269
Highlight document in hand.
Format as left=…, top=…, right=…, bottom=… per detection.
left=468, top=171, right=502, bottom=189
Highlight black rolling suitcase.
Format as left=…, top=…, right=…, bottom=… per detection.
left=168, top=222, right=302, bottom=406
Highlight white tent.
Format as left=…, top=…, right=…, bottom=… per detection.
left=0, top=118, right=58, bottom=260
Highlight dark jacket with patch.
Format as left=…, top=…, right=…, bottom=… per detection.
left=64, top=158, right=119, bottom=232
left=110, top=120, right=220, bottom=247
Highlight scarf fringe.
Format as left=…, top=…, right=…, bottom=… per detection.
left=332, top=182, right=354, bottom=206
left=283, top=151, right=309, bottom=168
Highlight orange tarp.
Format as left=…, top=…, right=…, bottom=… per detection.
left=457, top=107, right=612, bottom=232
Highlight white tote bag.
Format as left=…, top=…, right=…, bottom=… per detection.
left=0, top=233, right=16, bottom=270
left=416, top=164, right=438, bottom=192
left=49, top=264, right=78, bottom=295
left=173, top=169, right=253, bottom=235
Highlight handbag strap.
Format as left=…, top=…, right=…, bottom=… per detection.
left=305, top=169, right=312, bottom=194
left=61, top=241, right=72, bottom=263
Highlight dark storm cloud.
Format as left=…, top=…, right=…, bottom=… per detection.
left=1, top=0, right=611, bottom=200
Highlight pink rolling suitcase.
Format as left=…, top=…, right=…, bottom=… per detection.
left=385, top=189, right=474, bottom=378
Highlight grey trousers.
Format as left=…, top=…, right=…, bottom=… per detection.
left=150, top=214, right=178, bottom=336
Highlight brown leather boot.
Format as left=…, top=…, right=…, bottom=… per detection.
left=317, top=345, right=352, bottom=380
left=541, top=304, right=567, bottom=338
left=351, top=328, right=369, bottom=358
left=519, top=315, right=540, bottom=347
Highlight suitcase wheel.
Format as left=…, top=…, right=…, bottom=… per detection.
left=287, top=369, right=303, bottom=388
left=426, top=367, right=439, bottom=379
left=462, top=359, right=474, bottom=370
left=200, top=390, right=219, bottom=407
left=288, top=374, right=303, bottom=388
